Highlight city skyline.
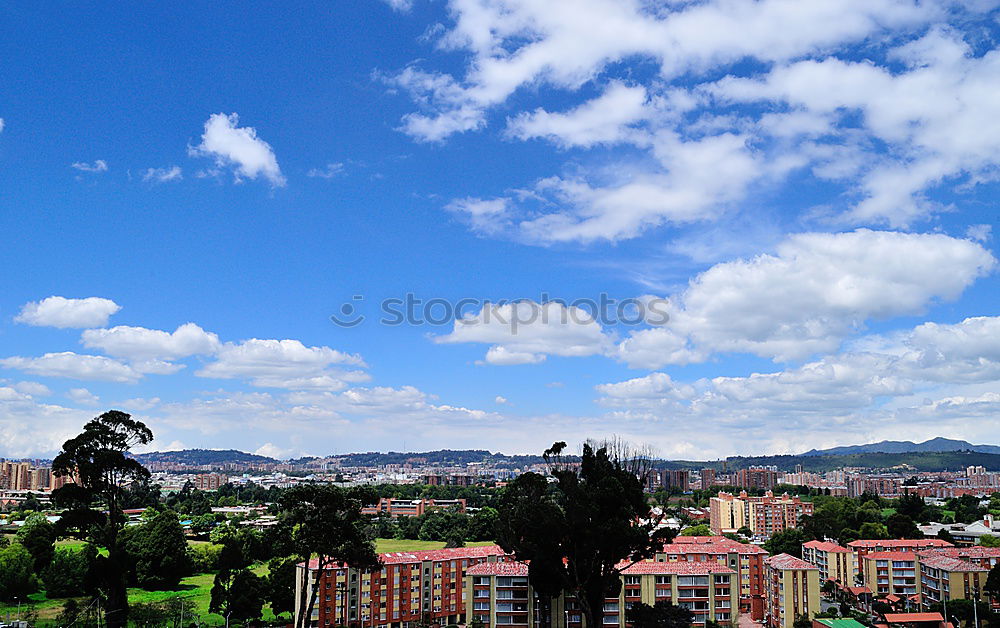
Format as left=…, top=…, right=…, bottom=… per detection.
left=3, top=2, right=1000, bottom=459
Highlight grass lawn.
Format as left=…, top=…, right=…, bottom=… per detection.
left=375, top=538, right=494, bottom=553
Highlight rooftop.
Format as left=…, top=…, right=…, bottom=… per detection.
left=766, top=553, right=819, bottom=570
left=883, top=613, right=944, bottom=624
left=619, top=561, right=736, bottom=575
left=918, top=554, right=987, bottom=572
left=466, top=562, right=529, bottom=576
left=804, top=540, right=851, bottom=553
left=849, top=539, right=952, bottom=549
left=862, top=551, right=917, bottom=561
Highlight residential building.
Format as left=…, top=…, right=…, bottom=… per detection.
left=701, top=469, right=717, bottom=490
left=860, top=552, right=918, bottom=597
left=296, top=545, right=509, bottom=628
left=764, top=554, right=820, bottom=628
left=361, top=498, right=467, bottom=517
left=848, top=540, right=952, bottom=578
left=656, top=536, right=768, bottom=620
left=917, top=553, right=988, bottom=608
left=736, top=468, right=778, bottom=491
left=709, top=491, right=814, bottom=538
left=465, top=559, right=739, bottom=628
left=801, top=541, right=855, bottom=585
left=191, top=473, right=229, bottom=490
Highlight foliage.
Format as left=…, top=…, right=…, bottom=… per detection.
left=980, top=534, right=1000, bottom=548
left=626, top=600, right=694, bottom=628
left=122, top=509, right=195, bottom=589
left=41, top=546, right=91, bottom=597
left=51, top=410, right=154, bottom=628
left=15, top=512, right=56, bottom=572
left=279, top=484, right=382, bottom=628
left=496, top=441, right=674, bottom=628
left=0, top=542, right=38, bottom=601
left=985, top=561, right=1000, bottom=599
left=764, top=528, right=807, bottom=557
left=190, top=543, right=225, bottom=573
left=885, top=513, right=921, bottom=539
left=859, top=522, right=889, bottom=539
left=210, top=566, right=265, bottom=625
left=793, top=615, right=813, bottom=628
left=681, top=524, right=713, bottom=536
left=266, top=556, right=299, bottom=618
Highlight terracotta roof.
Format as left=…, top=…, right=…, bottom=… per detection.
left=883, top=613, right=944, bottom=623
left=919, top=547, right=1000, bottom=560
left=665, top=537, right=768, bottom=555
left=765, top=553, right=818, bottom=570
left=918, top=554, right=988, bottom=572
left=466, top=562, right=529, bottom=576
left=301, top=544, right=508, bottom=570
left=804, top=540, right=851, bottom=552
left=849, top=539, right=952, bottom=549
left=619, top=561, right=735, bottom=575
left=847, top=586, right=872, bottom=595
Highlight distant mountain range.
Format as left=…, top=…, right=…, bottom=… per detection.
left=798, top=437, right=1000, bottom=457
left=133, top=448, right=279, bottom=465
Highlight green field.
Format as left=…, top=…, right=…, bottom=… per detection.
left=0, top=538, right=497, bottom=626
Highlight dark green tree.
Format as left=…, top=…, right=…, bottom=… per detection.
left=0, top=542, right=38, bottom=601
left=279, top=484, right=382, bottom=628
left=51, top=410, right=154, bottom=628
left=210, top=540, right=265, bottom=626
left=886, top=513, right=921, bottom=539
left=42, top=547, right=89, bottom=597
left=15, top=511, right=56, bottom=572
left=123, top=509, right=194, bottom=589
left=985, top=561, right=1000, bottom=600
left=496, top=441, right=674, bottom=628
left=266, top=556, right=299, bottom=619
left=793, top=615, right=812, bottom=628
left=764, top=528, right=807, bottom=557
left=859, top=522, right=889, bottom=539
left=626, top=600, right=694, bottom=628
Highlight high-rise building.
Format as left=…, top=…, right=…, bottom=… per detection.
left=735, top=467, right=778, bottom=491
left=764, top=554, right=820, bottom=628
left=709, top=491, right=813, bottom=538
left=801, top=540, right=855, bottom=585
left=700, top=468, right=716, bottom=490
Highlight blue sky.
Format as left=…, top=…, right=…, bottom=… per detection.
left=2, top=0, right=1000, bottom=459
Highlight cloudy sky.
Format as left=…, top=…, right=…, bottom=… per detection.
left=2, top=1, right=1000, bottom=460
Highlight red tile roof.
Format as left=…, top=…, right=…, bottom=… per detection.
left=619, top=561, right=735, bottom=575
left=862, top=551, right=916, bottom=561
left=765, top=554, right=819, bottom=570
left=883, top=613, right=944, bottom=623
left=466, top=562, right=529, bottom=576
left=918, top=554, right=988, bottom=572
left=803, top=540, right=851, bottom=553
left=849, top=539, right=952, bottom=549
left=301, top=544, right=508, bottom=569
left=919, top=547, right=1000, bottom=560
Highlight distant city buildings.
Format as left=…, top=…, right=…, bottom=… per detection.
left=709, top=491, right=814, bottom=537
left=361, top=498, right=467, bottom=518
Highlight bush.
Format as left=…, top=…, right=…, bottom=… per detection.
left=42, top=547, right=89, bottom=597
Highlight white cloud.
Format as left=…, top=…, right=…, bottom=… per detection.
left=71, top=159, right=108, bottom=173
left=506, top=82, right=650, bottom=148
left=494, top=395, right=509, bottom=405
left=307, top=163, right=345, bottom=179
left=381, top=0, right=413, bottom=12
left=81, top=323, right=220, bottom=361
left=435, top=301, right=615, bottom=365
left=142, top=166, right=183, bottom=183
left=13, top=381, right=51, bottom=397
left=0, top=352, right=141, bottom=383
left=67, top=388, right=101, bottom=407
left=190, top=113, right=285, bottom=186
left=15, top=296, right=121, bottom=329
left=0, top=387, right=94, bottom=457
left=617, top=230, right=995, bottom=366
left=196, top=338, right=367, bottom=389
left=0, top=118, right=5, bottom=132
left=254, top=442, right=296, bottom=459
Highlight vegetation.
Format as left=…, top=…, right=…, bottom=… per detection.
left=626, top=600, right=694, bottom=628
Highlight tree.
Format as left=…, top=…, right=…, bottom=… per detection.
left=980, top=534, right=1000, bottom=548
left=279, top=484, right=382, bottom=628
left=0, top=543, right=38, bottom=601
left=886, top=513, right=921, bottom=539
left=859, top=522, right=889, bottom=540
left=793, top=615, right=813, bottom=628
left=626, top=600, right=693, bottom=628
left=985, top=562, right=1000, bottom=600
left=123, top=509, right=194, bottom=589
left=496, top=441, right=674, bottom=628
left=896, top=494, right=926, bottom=522
left=681, top=524, right=713, bottom=536
left=51, top=410, right=154, bottom=628
left=937, top=528, right=956, bottom=544
left=210, top=541, right=266, bottom=625
left=42, top=547, right=89, bottom=597
left=764, top=528, right=807, bottom=557
left=266, top=556, right=299, bottom=619
left=16, top=512, right=56, bottom=572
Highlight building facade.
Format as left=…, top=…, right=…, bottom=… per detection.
left=764, top=554, right=820, bottom=628
left=709, top=491, right=814, bottom=537
left=801, top=541, right=855, bottom=585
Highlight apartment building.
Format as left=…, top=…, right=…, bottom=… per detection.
left=764, top=554, right=820, bottom=628
left=847, top=540, right=952, bottom=579
left=860, top=552, right=919, bottom=597
left=709, top=491, right=814, bottom=538
left=918, top=546, right=1000, bottom=569
left=917, top=553, right=988, bottom=609
left=736, top=468, right=778, bottom=491
left=191, top=473, right=229, bottom=490
left=361, top=498, right=467, bottom=518
left=296, top=545, right=509, bottom=628
left=700, top=469, right=716, bottom=490
left=656, top=536, right=768, bottom=620
left=466, top=559, right=739, bottom=628
left=801, top=541, right=855, bottom=585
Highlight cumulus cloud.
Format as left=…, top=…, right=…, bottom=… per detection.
left=190, top=113, right=285, bottom=187
left=81, top=323, right=220, bottom=361
left=0, top=352, right=141, bottom=383
left=616, top=230, right=995, bottom=366
left=196, top=338, right=368, bottom=390
left=71, top=159, right=108, bottom=173
left=435, top=301, right=615, bottom=365
left=142, top=166, right=183, bottom=183
left=15, top=296, right=121, bottom=329
left=13, top=381, right=51, bottom=397
left=67, top=388, right=101, bottom=407
left=0, top=386, right=94, bottom=457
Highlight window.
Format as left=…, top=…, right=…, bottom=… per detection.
left=624, top=576, right=641, bottom=586
left=603, top=615, right=619, bottom=624
left=677, top=576, right=709, bottom=587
